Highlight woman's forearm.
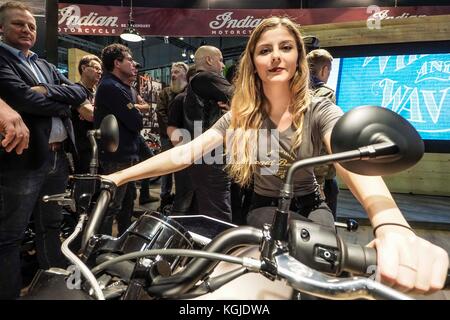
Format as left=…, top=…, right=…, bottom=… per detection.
left=107, top=128, right=224, bottom=186
left=335, top=164, right=410, bottom=228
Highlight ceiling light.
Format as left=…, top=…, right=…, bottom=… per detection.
left=120, top=0, right=143, bottom=42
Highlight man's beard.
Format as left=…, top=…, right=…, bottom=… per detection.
left=170, top=78, right=187, bottom=94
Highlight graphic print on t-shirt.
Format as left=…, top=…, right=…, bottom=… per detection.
left=256, top=127, right=296, bottom=180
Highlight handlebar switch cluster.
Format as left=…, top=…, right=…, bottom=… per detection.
left=316, top=246, right=338, bottom=264
left=300, top=229, right=310, bottom=241
left=289, top=220, right=341, bottom=275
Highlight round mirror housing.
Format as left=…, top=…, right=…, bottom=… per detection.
left=99, top=114, right=119, bottom=153
left=331, top=106, right=424, bottom=176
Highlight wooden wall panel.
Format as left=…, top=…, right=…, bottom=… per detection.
left=338, top=153, right=450, bottom=196
left=300, top=14, right=450, bottom=47
left=68, top=48, right=91, bottom=83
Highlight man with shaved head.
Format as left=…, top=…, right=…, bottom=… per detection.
left=183, top=45, right=233, bottom=222
left=194, top=45, right=225, bottom=75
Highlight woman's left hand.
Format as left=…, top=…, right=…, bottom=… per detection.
left=373, top=225, right=449, bottom=294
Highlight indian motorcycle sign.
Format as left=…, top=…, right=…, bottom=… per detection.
left=58, top=3, right=450, bottom=37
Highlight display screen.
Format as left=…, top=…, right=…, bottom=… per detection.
left=335, top=53, right=450, bottom=141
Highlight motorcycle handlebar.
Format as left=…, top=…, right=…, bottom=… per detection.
left=275, top=253, right=413, bottom=300
left=81, top=187, right=448, bottom=299
left=81, top=189, right=111, bottom=250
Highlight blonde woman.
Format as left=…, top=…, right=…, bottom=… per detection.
left=105, top=17, right=448, bottom=294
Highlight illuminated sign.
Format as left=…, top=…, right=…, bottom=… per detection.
left=336, top=54, right=450, bottom=140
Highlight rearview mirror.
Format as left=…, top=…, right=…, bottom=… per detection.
left=331, top=106, right=424, bottom=176
left=98, top=114, right=119, bottom=153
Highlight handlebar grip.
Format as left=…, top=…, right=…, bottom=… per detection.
left=342, top=242, right=450, bottom=289
left=339, top=241, right=377, bottom=275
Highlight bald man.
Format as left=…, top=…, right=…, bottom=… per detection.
left=182, top=45, right=233, bottom=222
left=183, top=46, right=232, bottom=133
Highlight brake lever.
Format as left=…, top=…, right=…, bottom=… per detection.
left=42, top=191, right=76, bottom=212
left=274, top=253, right=413, bottom=300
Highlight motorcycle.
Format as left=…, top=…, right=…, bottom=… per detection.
left=23, top=107, right=450, bottom=300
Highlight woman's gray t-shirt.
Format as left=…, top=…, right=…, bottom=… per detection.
left=211, top=97, right=343, bottom=197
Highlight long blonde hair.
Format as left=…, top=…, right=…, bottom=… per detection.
left=227, top=16, right=311, bottom=186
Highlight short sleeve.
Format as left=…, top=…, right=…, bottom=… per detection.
left=211, top=111, right=232, bottom=136
left=312, top=97, right=344, bottom=138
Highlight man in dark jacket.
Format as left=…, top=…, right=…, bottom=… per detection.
left=0, top=1, right=87, bottom=299
left=183, top=46, right=233, bottom=221
left=94, top=44, right=142, bottom=236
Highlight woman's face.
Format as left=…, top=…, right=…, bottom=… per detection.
left=252, top=25, right=299, bottom=85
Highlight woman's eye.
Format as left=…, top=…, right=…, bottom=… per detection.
left=282, top=45, right=292, bottom=51
left=259, top=48, right=270, bottom=55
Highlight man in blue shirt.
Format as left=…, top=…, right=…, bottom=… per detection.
left=94, top=44, right=143, bottom=236
left=0, top=1, right=87, bottom=299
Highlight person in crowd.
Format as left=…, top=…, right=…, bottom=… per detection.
left=94, top=44, right=142, bottom=236
left=0, top=97, right=29, bottom=154
left=104, top=16, right=448, bottom=294
left=0, top=1, right=87, bottom=299
left=156, top=62, right=189, bottom=210
left=307, top=48, right=339, bottom=219
left=72, top=54, right=102, bottom=174
left=131, top=67, right=159, bottom=206
left=166, top=65, right=198, bottom=215
left=181, top=45, right=233, bottom=221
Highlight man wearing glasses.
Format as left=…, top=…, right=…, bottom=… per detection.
left=72, top=54, right=102, bottom=174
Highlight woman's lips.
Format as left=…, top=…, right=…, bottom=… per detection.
left=269, top=67, right=284, bottom=72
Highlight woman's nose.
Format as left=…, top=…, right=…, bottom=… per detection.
left=271, top=49, right=281, bottom=61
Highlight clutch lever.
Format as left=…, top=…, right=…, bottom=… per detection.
left=42, top=191, right=76, bottom=212
left=274, top=253, right=413, bottom=300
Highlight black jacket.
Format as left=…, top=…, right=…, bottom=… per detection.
left=71, top=83, right=95, bottom=154
left=0, top=46, right=87, bottom=170
left=94, top=73, right=143, bottom=163
left=183, top=70, right=233, bottom=134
